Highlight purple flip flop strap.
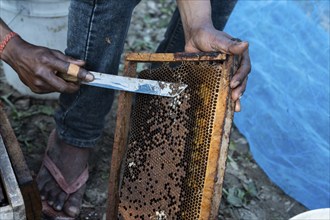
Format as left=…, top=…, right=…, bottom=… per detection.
left=43, top=154, right=89, bottom=196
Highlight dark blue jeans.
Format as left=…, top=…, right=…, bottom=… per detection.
left=55, top=0, right=237, bottom=147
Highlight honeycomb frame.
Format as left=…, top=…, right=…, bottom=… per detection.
left=107, top=52, right=239, bottom=220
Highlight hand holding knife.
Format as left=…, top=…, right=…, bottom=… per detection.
left=58, top=64, right=187, bottom=97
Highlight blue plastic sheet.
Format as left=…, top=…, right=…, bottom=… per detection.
left=225, top=0, right=330, bottom=209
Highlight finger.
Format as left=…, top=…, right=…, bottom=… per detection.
left=40, top=79, right=79, bottom=94
left=48, top=58, right=94, bottom=82
left=19, top=75, right=54, bottom=94
left=36, top=69, right=80, bottom=93
left=52, top=50, right=86, bottom=66
left=22, top=73, right=60, bottom=94
left=211, top=36, right=248, bottom=55
left=67, top=63, right=94, bottom=82
left=230, top=49, right=251, bottom=88
left=30, top=81, right=55, bottom=94
left=232, top=77, right=248, bottom=101
left=228, top=40, right=249, bottom=55
left=49, top=78, right=80, bottom=94
left=27, top=62, right=79, bottom=94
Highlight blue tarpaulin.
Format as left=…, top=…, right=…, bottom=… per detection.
left=225, top=0, right=330, bottom=209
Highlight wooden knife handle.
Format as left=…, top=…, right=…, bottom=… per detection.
left=58, top=63, right=81, bottom=82
left=57, top=72, right=79, bottom=82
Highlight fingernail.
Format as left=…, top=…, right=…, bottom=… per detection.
left=85, top=73, right=94, bottom=82
left=235, top=103, right=241, bottom=112
left=231, top=80, right=240, bottom=88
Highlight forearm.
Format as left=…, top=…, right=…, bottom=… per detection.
left=0, top=18, right=22, bottom=64
left=176, top=1, right=251, bottom=112
left=0, top=18, right=13, bottom=38
left=176, top=0, right=213, bottom=41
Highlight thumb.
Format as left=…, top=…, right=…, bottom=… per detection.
left=211, top=36, right=249, bottom=55
left=228, top=40, right=249, bottom=55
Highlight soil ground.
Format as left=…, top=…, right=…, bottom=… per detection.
left=0, top=1, right=309, bottom=219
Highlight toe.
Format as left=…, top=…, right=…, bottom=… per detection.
left=63, top=186, right=86, bottom=217
left=53, top=191, right=67, bottom=211
left=40, top=180, right=53, bottom=201
left=65, top=205, right=80, bottom=218
left=36, top=168, right=51, bottom=193
left=47, top=187, right=62, bottom=206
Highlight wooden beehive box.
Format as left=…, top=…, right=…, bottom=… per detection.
left=0, top=134, right=26, bottom=220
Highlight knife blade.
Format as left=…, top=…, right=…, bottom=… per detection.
left=59, top=64, right=187, bottom=97
left=86, top=71, right=187, bottom=97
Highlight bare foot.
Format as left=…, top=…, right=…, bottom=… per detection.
left=36, top=130, right=90, bottom=217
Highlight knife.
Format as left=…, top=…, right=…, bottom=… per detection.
left=59, top=64, right=187, bottom=97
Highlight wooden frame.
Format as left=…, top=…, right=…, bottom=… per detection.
left=107, top=52, right=238, bottom=219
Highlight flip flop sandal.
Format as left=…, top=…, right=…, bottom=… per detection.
left=38, top=134, right=89, bottom=220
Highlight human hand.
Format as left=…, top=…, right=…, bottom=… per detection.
left=184, top=24, right=251, bottom=112
left=1, top=36, right=93, bottom=94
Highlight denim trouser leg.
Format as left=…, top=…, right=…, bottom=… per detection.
left=55, top=0, right=140, bottom=147
left=156, top=0, right=238, bottom=53
left=55, top=0, right=237, bottom=148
